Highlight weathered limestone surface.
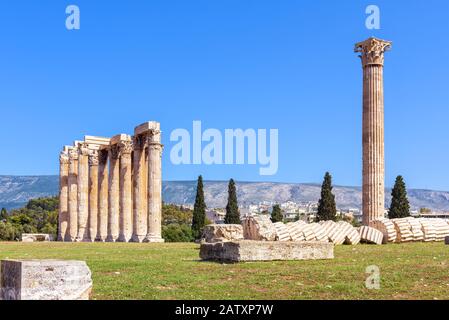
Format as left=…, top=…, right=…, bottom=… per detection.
left=369, top=218, right=397, bottom=243
left=319, top=220, right=345, bottom=244
left=76, top=143, right=90, bottom=242
left=285, top=222, right=306, bottom=241
left=200, top=241, right=334, bottom=262
left=431, top=218, right=449, bottom=241
left=355, top=37, right=392, bottom=225
left=273, top=222, right=291, bottom=241
left=0, top=260, right=92, bottom=300
left=358, top=226, right=383, bottom=245
left=58, top=150, right=69, bottom=241
left=107, top=144, right=120, bottom=242
left=132, top=134, right=148, bottom=242
left=242, top=215, right=276, bottom=241
left=67, top=147, right=79, bottom=242
left=87, top=150, right=99, bottom=242
left=202, top=224, right=244, bottom=243
left=144, top=124, right=165, bottom=243
left=21, top=234, right=53, bottom=242
left=118, top=137, right=133, bottom=242
left=392, top=218, right=414, bottom=243
left=96, top=150, right=109, bottom=241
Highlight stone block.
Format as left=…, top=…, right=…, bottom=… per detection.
left=134, top=121, right=160, bottom=136
left=370, top=218, right=397, bottom=243
left=0, top=260, right=92, bottom=300
left=358, top=226, right=383, bottom=245
left=21, top=234, right=53, bottom=242
left=199, top=240, right=334, bottom=262
left=242, top=215, right=276, bottom=241
left=272, top=222, right=291, bottom=241
left=285, top=222, right=305, bottom=241
left=110, top=134, right=132, bottom=145
left=202, top=224, right=244, bottom=243
left=445, top=236, right=449, bottom=245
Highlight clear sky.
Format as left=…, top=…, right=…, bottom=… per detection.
left=0, top=0, right=448, bottom=190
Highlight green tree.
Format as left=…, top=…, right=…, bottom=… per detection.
left=316, top=172, right=337, bottom=222
left=225, top=179, right=241, bottom=224
left=0, top=208, right=7, bottom=221
left=271, top=204, right=283, bottom=223
left=191, top=175, right=207, bottom=239
left=388, top=175, right=410, bottom=219
left=0, top=221, right=19, bottom=241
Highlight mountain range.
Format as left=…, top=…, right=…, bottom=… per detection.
left=1, top=175, right=449, bottom=212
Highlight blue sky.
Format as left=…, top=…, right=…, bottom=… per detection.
left=0, top=0, right=448, bottom=190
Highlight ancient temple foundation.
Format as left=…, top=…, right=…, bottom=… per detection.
left=355, top=37, right=392, bottom=225
left=58, top=121, right=164, bottom=243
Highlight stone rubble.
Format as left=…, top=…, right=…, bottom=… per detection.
left=0, top=260, right=92, bottom=300
left=242, top=215, right=276, bottom=241
left=358, top=226, right=383, bottom=245
left=369, top=218, right=396, bottom=243
left=202, top=224, right=244, bottom=243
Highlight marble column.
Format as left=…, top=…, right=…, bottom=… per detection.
left=131, top=134, right=148, bottom=242
left=355, top=37, right=392, bottom=225
left=88, top=150, right=99, bottom=242
left=58, top=150, right=69, bottom=241
left=107, top=144, right=120, bottom=242
left=67, top=147, right=79, bottom=242
left=118, top=139, right=133, bottom=242
left=96, top=149, right=109, bottom=241
left=144, top=125, right=165, bottom=243
left=76, top=143, right=90, bottom=242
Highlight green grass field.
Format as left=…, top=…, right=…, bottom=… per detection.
left=0, top=242, right=447, bottom=300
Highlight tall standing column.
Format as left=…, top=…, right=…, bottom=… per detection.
left=107, top=145, right=120, bottom=242
left=355, top=37, right=392, bottom=226
left=58, top=150, right=69, bottom=241
left=88, top=150, right=99, bottom=242
left=118, top=138, right=133, bottom=242
left=96, top=149, right=109, bottom=241
left=67, top=147, right=79, bottom=242
left=131, top=134, right=148, bottom=242
left=144, top=124, right=165, bottom=243
left=76, top=143, right=90, bottom=242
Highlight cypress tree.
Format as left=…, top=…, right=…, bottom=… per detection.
left=316, top=172, right=337, bottom=222
left=271, top=204, right=283, bottom=223
left=388, top=175, right=410, bottom=219
left=191, top=175, right=206, bottom=239
left=0, top=208, right=7, bottom=221
left=225, top=179, right=241, bottom=224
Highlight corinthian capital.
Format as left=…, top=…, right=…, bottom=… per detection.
left=355, top=37, right=392, bottom=67
left=119, top=140, right=133, bottom=156
left=88, top=150, right=99, bottom=166
left=59, top=151, right=69, bottom=164
left=133, top=134, right=148, bottom=151
left=147, top=129, right=162, bottom=145
left=78, top=142, right=90, bottom=156
left=68, top=147, right=79, bottom=161
left=109, top=144, right=120, bottom=160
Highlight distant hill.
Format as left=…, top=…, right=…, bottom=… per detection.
left=1, top=175, right=449, bottom=211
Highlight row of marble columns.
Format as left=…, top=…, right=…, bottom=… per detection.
left=58, top=121, right=164, bottom=243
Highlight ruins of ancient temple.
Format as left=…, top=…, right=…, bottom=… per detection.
left=355, top=37, right=392, bottom=225
left=58, top=121, right=164, bottom=243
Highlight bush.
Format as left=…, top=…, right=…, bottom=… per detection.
left=162, top=224, right=194, bottom=243
left=0, top=221, right=20, bottom=241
